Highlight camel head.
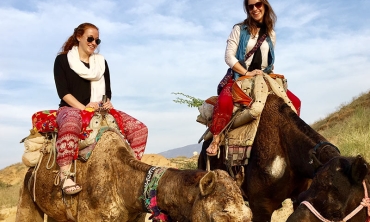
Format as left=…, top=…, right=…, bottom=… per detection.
left=192, top=169, right=252, bottom=222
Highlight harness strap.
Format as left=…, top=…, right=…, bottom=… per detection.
left=310, top=141, right=341, bottom=171
left=268, top=73, right=285, bottom=79
left=301, top=201, right=332, bottom=222
left=142, top=166, right=171, bottom=222
left=301, top=180, right=370, bottom=222
left=52, top=162, right=78, bottom=222
left=313, top=141, right=340, bottom=154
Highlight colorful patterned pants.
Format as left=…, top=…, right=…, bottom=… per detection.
left=56, top=107, right=148, bottom=167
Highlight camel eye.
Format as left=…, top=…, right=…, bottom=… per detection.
left=222, top=209, right=229, bottom=213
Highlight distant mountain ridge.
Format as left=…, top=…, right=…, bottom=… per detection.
left=159, top=143, right=203, bottom=158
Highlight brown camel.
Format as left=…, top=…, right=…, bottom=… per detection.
left=16, top=130, right=252, bottom=222
left=287, top=155, right=370, bottom=222
left=198, top=94, right=341, bottom=221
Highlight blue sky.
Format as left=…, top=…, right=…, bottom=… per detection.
left=0, top=0, right=369, bottom=169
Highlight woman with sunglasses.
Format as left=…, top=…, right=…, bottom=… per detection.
left=53, top=23, right=148, bottom=195
left=206, top=0, right=276, bottom=156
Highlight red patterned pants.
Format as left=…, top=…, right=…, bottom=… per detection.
left=56, top=107, right=148, bottom=167
left=210, top=82, right=234, bottom=135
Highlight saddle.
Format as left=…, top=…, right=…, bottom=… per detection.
left=198, top=74, right=297, bottom=167
left=20, top=109, right=124, bottom=167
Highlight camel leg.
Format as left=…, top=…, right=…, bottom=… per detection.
left=15, top=180, right=44, bottom=222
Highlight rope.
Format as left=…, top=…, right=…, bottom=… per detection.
left=32, top=153, right=42, bottom=202
left=54, top=171, right=61, bottom=186
left=46, top=133, right=57, bottom=169
left=206, top=155, right=210, bottom=172
left=72, top=161, right=77, bottom=183
left=31, top=143, right=49, bottom=202
left=301, top=180, right=370, bottom=222
left=31, top=133, right=58, bottom=202
left=343, top=181, right=370, bottom=221
left=301, top=201, right=333, bottom=222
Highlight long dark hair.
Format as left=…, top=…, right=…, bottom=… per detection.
left=242, top=0, right=276, bottom=36
left=58, top=23, right=99, bottom=55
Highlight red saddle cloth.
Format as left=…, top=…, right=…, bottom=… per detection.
left=286, top=90, right=301, bottom=116
left=31, top=110, right=58, bottom=133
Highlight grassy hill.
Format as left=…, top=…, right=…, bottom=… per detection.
left=0, top=163, right=27, bottom=209
left=0, top=90, right=369, bottom=218
left=311, top=90, right=370, bottom=160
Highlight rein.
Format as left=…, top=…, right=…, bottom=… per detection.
left=313, top=141, right=340, bottom=154
left=301, top=180, right=370, bottom=222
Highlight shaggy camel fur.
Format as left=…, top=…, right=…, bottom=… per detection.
left=198, top=94, right=341, bottom=221
left=16, top=130, right=252, bottom=222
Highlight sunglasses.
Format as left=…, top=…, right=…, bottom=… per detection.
left=248, top=2, right=263, bottom=11
left=87, top=36, right=101, bottom=45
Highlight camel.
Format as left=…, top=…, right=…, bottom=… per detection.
left=287, top=155, right=370, bottom=222
left=16, top=130, right=252, bottom=222
left=198, top=94, right=341, bottom=221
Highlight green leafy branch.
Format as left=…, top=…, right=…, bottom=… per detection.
left=172, top=92, right=204, bottom=108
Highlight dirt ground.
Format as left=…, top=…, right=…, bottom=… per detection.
left=0, top=154, right=293, bottom=221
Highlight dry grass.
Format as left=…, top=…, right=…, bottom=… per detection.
left=0, top=182, right=22, bottom=209
left=0, top=163, right=27, bottom=209
left=169, top=155, right=198, bottom=170
left=312, top=91, right=370, bottom=161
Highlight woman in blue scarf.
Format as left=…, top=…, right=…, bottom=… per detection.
left=206, top=0, right=277, bottom=156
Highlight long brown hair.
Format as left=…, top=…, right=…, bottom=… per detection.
left=242, top=0, right=276, bottom=36
left=58, top=23, right=99, bottom=55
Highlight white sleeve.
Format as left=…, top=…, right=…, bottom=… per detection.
left=270, top=30, right=276, bottom=47
left=225, top=25, right=241, bottom=68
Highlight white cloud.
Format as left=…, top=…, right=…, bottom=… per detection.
left=0, top=0, right=369, bottom=169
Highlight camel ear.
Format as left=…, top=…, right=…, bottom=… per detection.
left=350, top=155, right=368, bottom=184
left=199, top=171, right=216, bottom=196
left=235, top=166, right=245, bottom=188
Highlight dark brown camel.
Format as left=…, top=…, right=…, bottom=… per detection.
left=16, top=130, right=252, bottom=222
left=287, top=155, right=370, bottom=222
left=198, top=94, right=341, bottom=221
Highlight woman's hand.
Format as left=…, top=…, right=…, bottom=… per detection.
left=244, top=69, right=264, bottom=77
left=101, top=98, right=114, bottom=110
left=231, top=62, right=264, bottom=77
left=85, top=102, right=100, bottom=110
left=251, top=69, right=264, bottom=76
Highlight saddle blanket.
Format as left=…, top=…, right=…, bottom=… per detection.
left=31, top=109, right=125, bottom=139
left=22, top=109, right=127, bottom=167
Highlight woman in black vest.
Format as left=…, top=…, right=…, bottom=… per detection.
left=206, top=0, right=276, bottom=156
